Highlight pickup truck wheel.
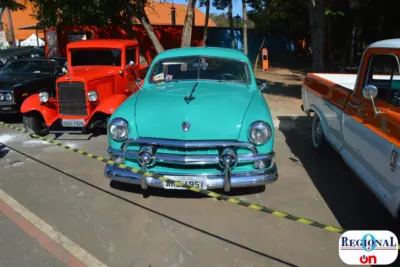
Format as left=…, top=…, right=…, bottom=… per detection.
left=23, top=114, right=49, bottom=137
left=312, top=113, right=327, bottom=152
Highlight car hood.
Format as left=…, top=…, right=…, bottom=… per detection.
left=65, top=67, right=117, bottom=81
left=0, top=72, right=50, bottom=88
left=134, top=81, right=256, bottom=140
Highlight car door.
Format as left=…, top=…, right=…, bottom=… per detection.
left=342, top=52, right=400, bottom=212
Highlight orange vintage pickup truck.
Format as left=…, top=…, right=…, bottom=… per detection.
left=301, top=38, right=400, bottom=217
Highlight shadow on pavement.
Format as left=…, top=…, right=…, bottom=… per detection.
left=5, top=144, right=298, bottom=267
left=256, top=78, right=302, bottom=99
left=110, top=180, right=265, bottom=199
left=0, top=114, right=22, bottom=124
left=0, top=143, right=9, bottom=158
left=277, top=115, right=400, bottom=265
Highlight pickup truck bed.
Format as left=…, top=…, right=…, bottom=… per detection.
left=312, top=74, right=357, bottom=90
left=302, top=73, right=357, bottom=111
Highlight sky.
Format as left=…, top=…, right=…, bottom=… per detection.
left=173, top=0, right=244, bottom=17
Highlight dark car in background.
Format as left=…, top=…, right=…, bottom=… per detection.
left=0, top=47, right=45, bottom=70
left=0, top=57, right=67, bottom=114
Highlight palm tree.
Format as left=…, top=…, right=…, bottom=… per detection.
left=241, top=0, right=247, bottom=54
left=228, top=0, right=234, bottom=48
left=308, top=0, right=325, bottom=72
left=1, top=1, right=27, bottom=46
left=181, top=0, right=197, bottom=47
left=0, top=0, right=27, bottom=48
left=202, top=0, right=210, bottom=46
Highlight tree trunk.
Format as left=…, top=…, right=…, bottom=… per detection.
left=308, top=0, right=325, bottom=72
left=6, top=8, right=16, bottom=48
left=349, top=14, right=358, bottom=65
left=181, top=0, right=197, bottom=47
left=228, top=0, right=235, bottom=48
left=242, top=0, right=248, bottom=54
left=254, top=37, right=266, bottom=70
left=202, top=0, right=210, bottom=46
left=129, top=2, right=164, bottom=54
left=138, top=15, right=164, bottom=53
left=339, top=27, right=352, bottom=72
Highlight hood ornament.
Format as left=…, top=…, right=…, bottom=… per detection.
left=182, top=121, right=191, bottom=132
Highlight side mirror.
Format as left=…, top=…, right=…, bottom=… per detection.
left=362, top=84, right=378, bottom=99
left=362, top=84, right=381, bottom=116
left=259, top=82, right=267, bottom=91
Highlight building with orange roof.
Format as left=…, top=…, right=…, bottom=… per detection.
left=1, top=0, right=216, bottom=42
left=144, top=1, right=216, bottom=27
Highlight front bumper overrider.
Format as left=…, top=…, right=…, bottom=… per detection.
left=105, top=138, right=278, bottom=191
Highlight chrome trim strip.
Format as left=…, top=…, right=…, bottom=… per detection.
left=107, top=147, right=274, bottom=165
left=104, top=163, right=278, bottom=189
left=122, top=138, right=258, bottom=153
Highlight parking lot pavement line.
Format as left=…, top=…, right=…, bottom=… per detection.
left=0, top=121, right=348, bottom=237
left=0, top=188, right=108, bottom=267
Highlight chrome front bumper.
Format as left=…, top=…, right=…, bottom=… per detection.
left=105, top=137, right=278, bottom=191
left=104, top=163, right=278, bottom=189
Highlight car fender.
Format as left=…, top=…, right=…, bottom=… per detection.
left=92, top=94, right=128, bottom=116
left=309, top=103, right=330, bottom=138
left=20, top=94, right=58, bottom=126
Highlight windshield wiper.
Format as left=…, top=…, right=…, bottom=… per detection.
left=184, top=81, right=199, bottom=104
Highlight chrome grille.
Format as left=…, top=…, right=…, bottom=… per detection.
left=57, top=82, right=87, bottom=116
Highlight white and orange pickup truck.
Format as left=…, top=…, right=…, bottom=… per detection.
left=301, top=38, right=400, bottom=217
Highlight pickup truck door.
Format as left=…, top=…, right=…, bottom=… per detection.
left=342, top=53, right=400, bottom=212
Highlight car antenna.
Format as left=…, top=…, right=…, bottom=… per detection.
left=184, top=58, right=201, bottom=104
left=184, top=81, right=198, bottom=104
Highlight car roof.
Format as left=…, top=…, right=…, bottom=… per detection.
left=153, top=47, right=251, bottom=63
left=67, top=39, right=139, bottom=49
left=367, top=38, right=400, bottom=49
left=0, top=47, right=45, bottom=56
left=13, top=57, right=66, bottom=61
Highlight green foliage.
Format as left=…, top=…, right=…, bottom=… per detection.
left=0, top=0, right=26, bottom=11
left=247, top=0, right=308, bottom=38
left=28, top=0, right=146, bottom=29
left=210, top=12, right=254, bottom=28
left=325, top=9, right=344, bottom=16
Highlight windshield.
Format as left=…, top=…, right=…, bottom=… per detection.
left=149, top=56, right=251, bottom=84
left=1, top=60, right=56, bottom=74
left=70, top=49, right=121, bottom=67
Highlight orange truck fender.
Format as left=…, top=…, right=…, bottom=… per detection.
left=20, top=94, right=58, bottom=126
left=91, top=94, right=128, bottom=116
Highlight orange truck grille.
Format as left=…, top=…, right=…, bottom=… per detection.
left=57, top=82, right=88, bottom=116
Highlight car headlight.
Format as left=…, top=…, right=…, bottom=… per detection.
left=0, top=93, right=4, bottom=101
left=108, top=118, right=129, bottom=142
left=39, top=91, right=49, bottom=103
left=5, top=93, right=12, bottom=101
left=88, top=91, right=98, bottom=102
left=248, top=121, right=272, bottom=145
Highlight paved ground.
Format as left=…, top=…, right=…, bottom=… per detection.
left=0, top=68, right=399, bottom=267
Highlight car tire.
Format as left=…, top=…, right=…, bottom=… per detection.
left=311, top=113, right=328, bottom=153
left=23, top=114, right=49, bottom=137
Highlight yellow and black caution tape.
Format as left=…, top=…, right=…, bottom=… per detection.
left=0, top=120, right=348, bottom=235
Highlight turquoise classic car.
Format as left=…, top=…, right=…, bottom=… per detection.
left=104, top=47, right=278, bottom=192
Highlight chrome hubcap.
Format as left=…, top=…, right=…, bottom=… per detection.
left=312, top=117, right=323, bottom=147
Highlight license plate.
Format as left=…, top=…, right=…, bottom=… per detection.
left=163, top=176, right=207, bottom=190
left=61, top=119, right=85, bottom=127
